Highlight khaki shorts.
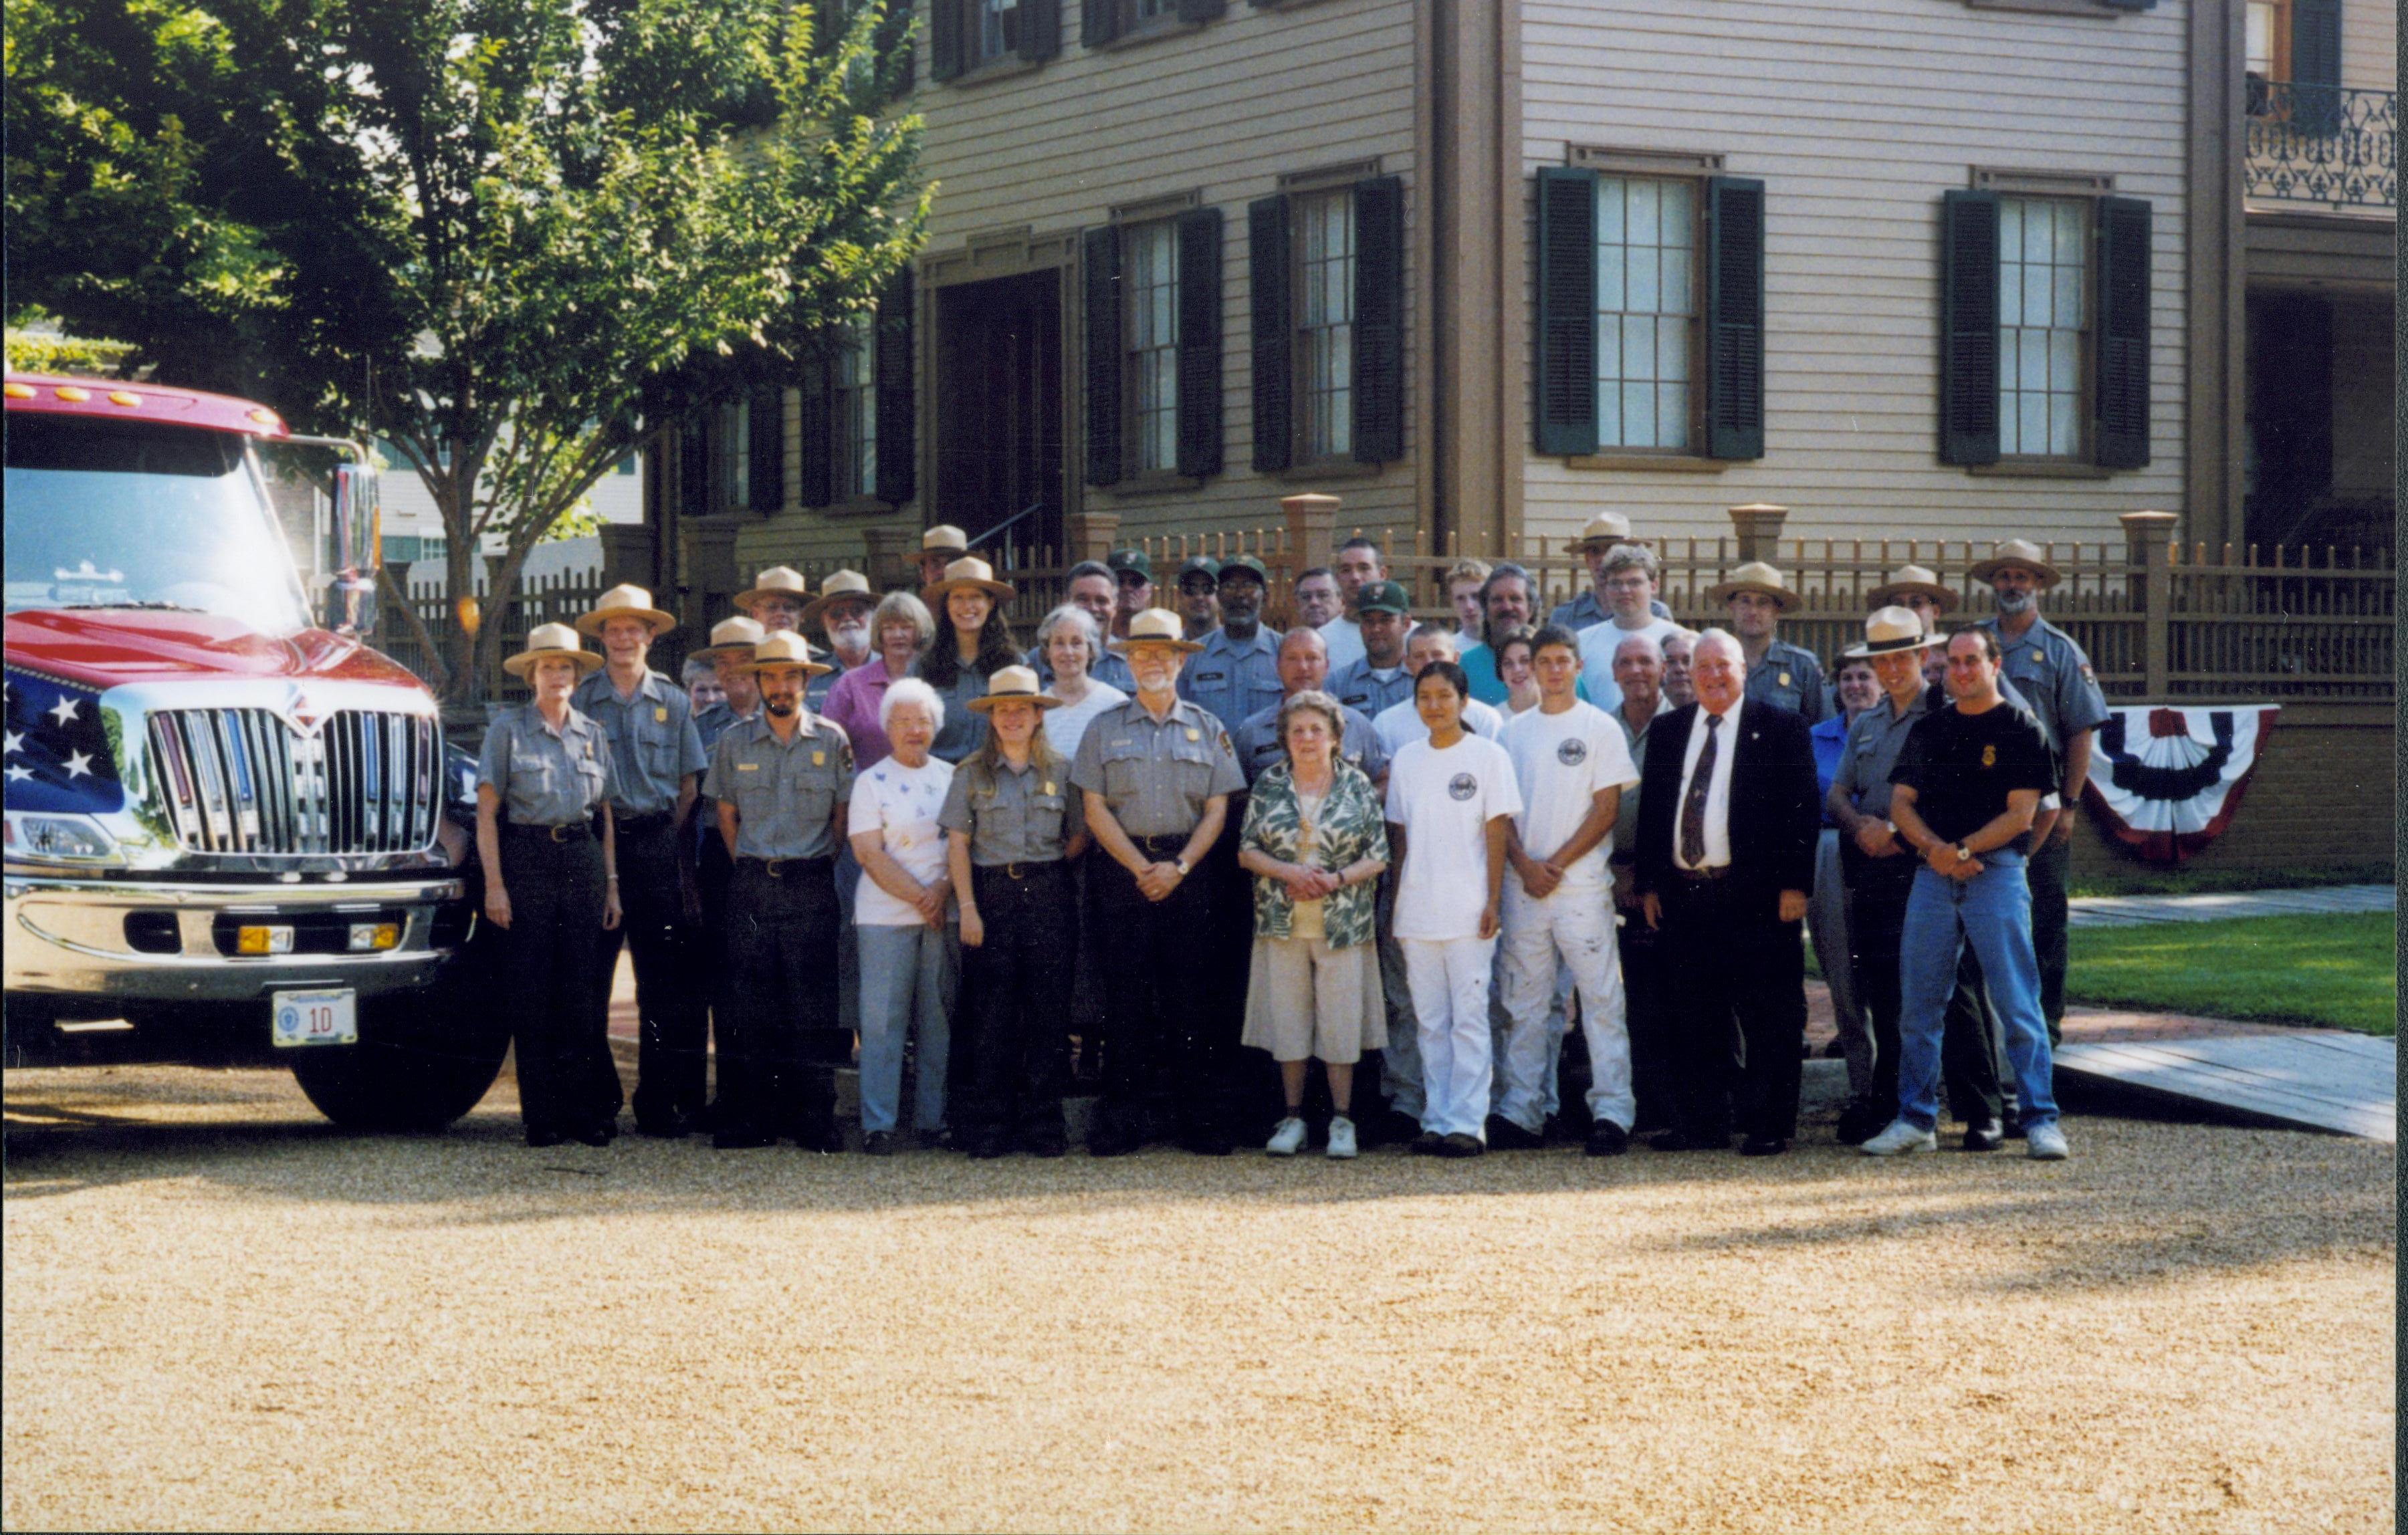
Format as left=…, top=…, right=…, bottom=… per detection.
left=1240, top=935, right=1387, bottom=1064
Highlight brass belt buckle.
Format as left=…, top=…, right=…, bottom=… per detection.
left=1006, top=862, right=1026, bottom=880
left=549, top=824, right=571, bottom=844
left=765, top=858, right=786, bottom=878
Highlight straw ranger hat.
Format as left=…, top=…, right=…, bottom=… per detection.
left=742, top=631, right=835, bottom=678
left=801, top=570, right=875, bottom=628
left=1967, top=540, right=2063, bottom=589
left=1844, top=606, right=1945, bottom=659
left=1866, top=564, right=1959, bottom=612
left=504, top=622, right=606, bottom=679
left=575, top=582, right=678, bottom=639
left=733, top=566, right=812, bottom=614
left=689, top=615, right=767, bottom=663
left=921, top=556, right=1016, bottom=606
left=1705, top=560, right=1801, bottom=612
left=921, top=525, right=970, bottom=557
left=1117, top=607, right=1206, bottom=653
left=964, top=665, right=1063, bottom=714
left=1572, top=511, right=1636, bottom=550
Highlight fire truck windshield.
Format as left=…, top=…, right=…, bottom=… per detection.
left=5, top=414, right=312, bottom=635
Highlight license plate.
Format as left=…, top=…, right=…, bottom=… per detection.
left=271, top=989, right=358, bottom=1048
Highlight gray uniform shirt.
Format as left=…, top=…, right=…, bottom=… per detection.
left=572, top=668, right=707, bottom=819
left=1230, top=698, right=1390, bottom=785
left=917, top=660, right=996, bottom=765
left=702, top=713, right=856, bottom=860
left=1745, top=638, right=1832, bottom=723
left=477, top=703, right=616, bottom=826
left=1069, top=697, right=1246, bottom=840
left=1327, top=657, right=1414, bottom=719
left=1177, top=624, right=1284, bottom=734
left=1979, top=615, right=2110, bottom=761
left=1831, top=689, right=1937, bottom=823
left=939, top=755, right=1075, bottom=866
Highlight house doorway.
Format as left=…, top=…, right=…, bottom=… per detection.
left=934, top=269, right=1064, bottom=570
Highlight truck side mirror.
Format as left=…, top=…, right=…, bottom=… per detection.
left=326, top=462, right=382, bottom=637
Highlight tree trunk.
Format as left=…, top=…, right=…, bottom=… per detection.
left=439, top=475, right=483, bottom=708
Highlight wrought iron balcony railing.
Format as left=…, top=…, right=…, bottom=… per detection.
left=2246, top=81, right=2396, bottom=212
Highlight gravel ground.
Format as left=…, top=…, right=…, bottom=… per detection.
left=5, top=1063, right=2393, bottom=1534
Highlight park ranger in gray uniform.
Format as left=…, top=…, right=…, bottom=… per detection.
left=1326, top=580, right=1419, bottom=719
left=1711, top=560, right=1831, bottom=723
left=1178, top=554, right=1283, bottom=733
left=703, top=632, right=853, bottom=1151
left=1071, top=608, right=1247, bottom=1157
left=1973, top=538, right=2110, bottom=1045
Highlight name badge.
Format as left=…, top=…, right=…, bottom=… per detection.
left=1778, top=672, right=1792, bottom=688
left=1185, top=728, right=1200, bottom=741
left=738, top=762, right=760, bottom=772
left=1043, top=782, right=1056, bottom=796
left=812, top=751, right=827, bottom=766
left=654, top=706, right=669, bottom=723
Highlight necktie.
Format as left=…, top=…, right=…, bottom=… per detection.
left=1679, top=712, right=1721, bottom=868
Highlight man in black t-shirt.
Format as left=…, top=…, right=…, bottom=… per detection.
left=1860, top=630, right=2070, bottom=1162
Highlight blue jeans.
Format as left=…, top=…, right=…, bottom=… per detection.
left=855, top=921, right=957, bottom=1134
left=1895, top=853, right=2057, bottom=1133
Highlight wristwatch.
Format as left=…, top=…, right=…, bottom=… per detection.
left=1173, top=857, right=1191, bottom=877
left=1953, top=844, right=1972, bottom=863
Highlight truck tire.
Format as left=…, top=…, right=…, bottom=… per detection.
left=288, top=994, right=511, bottom=1132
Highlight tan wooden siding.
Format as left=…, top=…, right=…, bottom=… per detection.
left=1517, top=0, right=2192, bottom=552
left=2340, top=0, right=2394, bottom=93
left=740, top=0, right=1422, bottom=577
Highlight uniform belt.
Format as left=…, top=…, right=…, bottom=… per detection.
left=1132, top=834, right=1190, bottom=856
left=736, top=854, right=833, bottom=878
left=1670, top=864, right=1731, bottom=883
left=508, top=821, right=593, bottom=842
left=614, top=812, right=674, bottom=834
left=979, top=859, right=1063, bottom=881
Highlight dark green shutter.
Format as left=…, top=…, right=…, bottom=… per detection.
left=747, top=388, right=784, bottom=511
left=1248, top=195, right=1293, bottom=472
left=1703, top=174, right=1765, bottom=461
left=1082, top=0, right=1119, bottom=48
left=930, top=0, right=964, bottom=80
left=1939, top=189, right=2001, bottom=467
left=1020, top=0, right=1061, bottom=61
left=1350, top=175, right=1404, bottom=465
left=2292, top=0, right=2342, bottom=135
left=1083, top=225, right=1123, bottom=487
left=1533, top=166, right=1597, bottom=457
left=677, top=417, right=708, bottom=512
left=796, top=356, right=835, bottom=508
left=875, top=275, right=916, bottom=503
left=1176, top=0, right=1225, bottom=21
left=1176, top=207, right=1224, bottom=479
left=875, top=0, right=915, bottom=95
left=2092, top=195, right=2152, bottom=471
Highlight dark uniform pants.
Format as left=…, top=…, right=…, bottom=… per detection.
left=2026, top=834, right=2072, bottom=1040
left=1660, top=873, right=1806, bottom=1143
left=696, top=820, right=735, bottom=1111
left=1092, top=840, right=1224, bottom=1147
left=722, top=858, right=845, bottom=1141
left=500, top=826, right=615, bottom=1137
left=593, top=816, right=707, bottom=1128
left=1614, top=897, right=1674, bottom=1133
left=1848, top=850, right=2004, bottom=1126
left=958, top=860, right=1076, bottom=1151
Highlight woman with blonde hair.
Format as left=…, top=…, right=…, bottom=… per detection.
left=823, top=590, right=934, bottom=769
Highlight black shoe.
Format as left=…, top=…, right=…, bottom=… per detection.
left=1381, top=1110, right=1426, bottom=1146
left=1584, top=1121, right=1630, bottom=1157
left=1739, top=1135, right=1789, bottom=1158
left=1962, top=1118, right=2005, bottom=1153
left=1089, top=1125, right=1143, bottom=1158
left=1179, top=1129, right=1234, bottom=1157
left=634, top=1111, right=694, bottom=1139
left=862, top=1130, right=896, bottom=1157
left=713, top=1130, right=776, bottom=1150
left=966, top=1140, right=1011, bottom=1161
left=794, top=1121, right=846, bottom=1154
left=1651, top=1129, right=1729, bottom=1153
left=1436, top=1131, right=1486, bottom=1159
left=1834, top=1097, right=1891, bottom=1146
left=2002, top=1118, right=2028, bottom=1141
left=1410, top=1131, right=1446, bottom=1157
left=572, top=1125, right=615, bottom=1148
left=524, top=1127, right=566, bottom=1149
left=923, top=1127, right=955, bottom=1152
left=1485, top=1115, right=1545, bottom=1151
left=1019, top=1131, right=1067, bottom=1159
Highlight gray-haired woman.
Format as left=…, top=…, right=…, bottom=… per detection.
left=847, top=675, right=957, bottom=1154
left=1238, top=689, right=1390, bottom=1159
left=823, top=590, right=933, bottom=769
left=1036, top=604, right=1129, bottom=763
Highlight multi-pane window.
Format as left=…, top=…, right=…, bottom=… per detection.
left=1294, top=189, right=1354, bottom=461
left=1123, top=221, right=1179, bottom=473
left=1594, top=174, right=1696, bottom=451
left=1124, top=0, right=1174, bottom=25
left=1997, top=197, right=2087, bottom=459
left=835, top=314, right=878, bottom=499
left=713, top=400, right=750, bottom=510
left=976, top=0, right=1018, bottom=63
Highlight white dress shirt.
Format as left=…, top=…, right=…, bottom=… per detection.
left=1672, top=699, right=1742, bottom=871
left=1318, top=616, right=1365, bottom=672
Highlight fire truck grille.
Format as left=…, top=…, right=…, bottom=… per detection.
left=145, top=709, right=441, bottom=856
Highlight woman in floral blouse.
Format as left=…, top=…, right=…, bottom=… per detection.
left=1237, top=689, right=1390, bottom=1159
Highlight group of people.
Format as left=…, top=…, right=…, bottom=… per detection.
left=474, top=514, right=2107, bottom=1167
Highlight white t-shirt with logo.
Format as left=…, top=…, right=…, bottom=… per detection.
left=1497, top=700, right=1640, bottom=893
left=1575, top=616, right=1683, bottom=717
left=846, top=755, right=956, bottom=926
left=1384, top=733, right=1524, bottom=941
left=1372, top=693, right=1505, bottom=758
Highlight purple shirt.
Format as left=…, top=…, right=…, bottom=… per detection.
left=821, top=661, right=908, bottom=770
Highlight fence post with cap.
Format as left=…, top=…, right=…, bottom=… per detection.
left=2121, top=509, right=2177, bottom=697
left=1727, top=502, right=1788, bottom=565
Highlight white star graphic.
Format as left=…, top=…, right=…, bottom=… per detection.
left=62, top=750, right=94, bottom=779
left=3, top=730, right=20, bottom=755
left=5, top=764, right=29, bottom=784
left=47, top=696, right=79, bottom=727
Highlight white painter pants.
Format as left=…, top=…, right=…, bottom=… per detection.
left=1402, top=935, right=1499, bottom=1139
left=1497, top=883, right=1634, bottom=1133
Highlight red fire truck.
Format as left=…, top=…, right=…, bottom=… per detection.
left=4, top=373, right=508, bottom=1127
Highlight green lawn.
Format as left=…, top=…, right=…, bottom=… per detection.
left=2068, top=862, right=2393, bottom=899
left=2065, top=911, right=2398, bottom=1035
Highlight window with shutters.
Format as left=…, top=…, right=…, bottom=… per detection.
left=976, top=0, right=1020, bottom=62
left=1593, top=175, right=1699, bottom=453
left=833, top=315, right=879, bottom=499
left=711, top=400, right=750, bottom=511
left=1997, top=197, right=2089, bottom=461
left=1293, top=189, right=1355, bottom=462
left=1122, top=220, right=1180, bottom=474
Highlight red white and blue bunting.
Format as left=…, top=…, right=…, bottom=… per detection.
left=2083, top=705, right=2281, bottom=864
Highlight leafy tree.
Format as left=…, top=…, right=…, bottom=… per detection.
left=6, top=0, right=926, bottom=701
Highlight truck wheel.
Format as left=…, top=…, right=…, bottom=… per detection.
left=288, top=997, right=510, bottom=1132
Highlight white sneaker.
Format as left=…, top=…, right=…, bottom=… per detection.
left=1266, top=1116, right=1307, bottom=1157
left=2024, top=1121, right=2070, bottom=1161
left=1325, top=1116, right=1357, bottom=1160
left=1860, top=1119, right=1939, bottom=1157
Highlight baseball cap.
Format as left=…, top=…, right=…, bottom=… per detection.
left=1355, top=580, right=1411, bottom=616
left=1106, top=548, right=1153, bottom=580
left=1215, top=554, right=1269, bottom=585
left=1176, top=556, right=1220, bottom=586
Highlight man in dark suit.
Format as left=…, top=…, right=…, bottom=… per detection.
left=1634, top=628, right=1822, bottom=1156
